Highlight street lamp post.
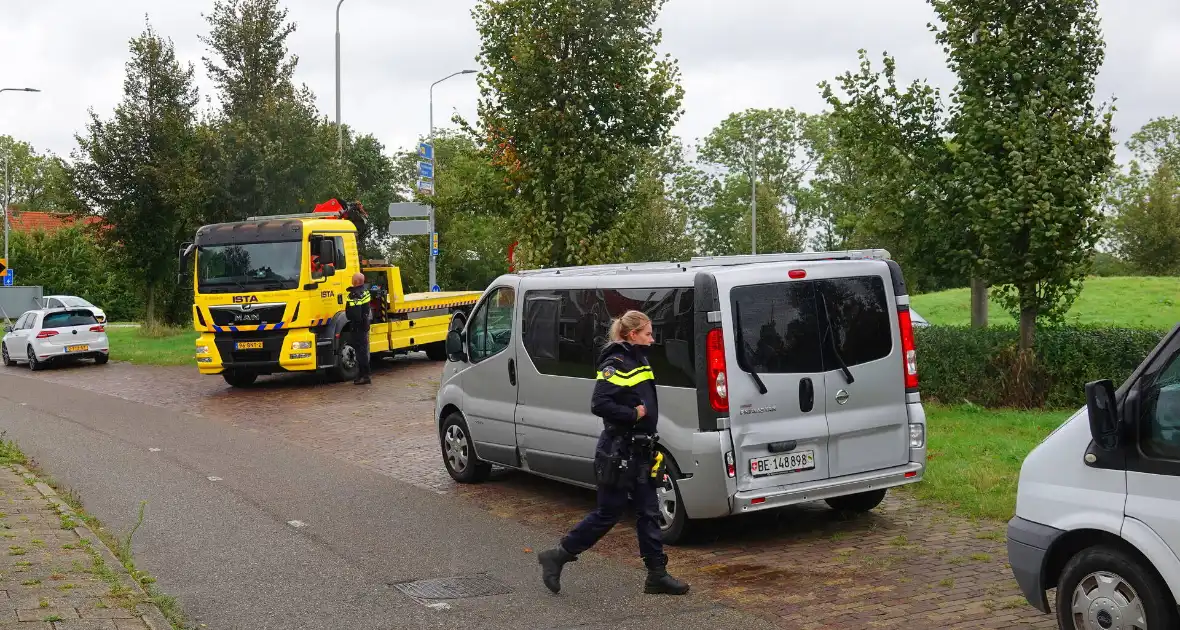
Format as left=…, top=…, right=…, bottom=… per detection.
left=427, top=70, right=476, bottom=291
left=1, top=88, right=42, bottom=265
left=335, top=0, right=345, bottom=157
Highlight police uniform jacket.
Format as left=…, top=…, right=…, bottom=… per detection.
left=591, top=342, right=658, bottom=435
left=345, top=286, right=372, bottom=326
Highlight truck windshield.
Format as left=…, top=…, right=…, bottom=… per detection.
left=197, top=242, right=302, bottom=293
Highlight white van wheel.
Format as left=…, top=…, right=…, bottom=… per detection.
left=1056, top=545, right=1177, bottom=630
left=655, top=456, right=690, bottom=544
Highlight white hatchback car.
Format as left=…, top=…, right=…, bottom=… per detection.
left=2, top=309, right=110, bottom=370
left=41, top=295, right=106, bottom=323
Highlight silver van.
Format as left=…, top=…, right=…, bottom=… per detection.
left=434, top=250, right=927, bottom=542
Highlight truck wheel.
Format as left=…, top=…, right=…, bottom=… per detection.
left=1056, top=545, right=1178, bottom=630
left=222, top=369, right=257, bottom=388
left=825, top=489, right=887, bottom=514
left=331, top=339, right=360, bottom=382
left=440, top=412, right=491, bottom=483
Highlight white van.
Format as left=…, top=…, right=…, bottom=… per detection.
left=1008, top=325, right=1180, bottom=628
left=434, top=250, right=927, bottom=543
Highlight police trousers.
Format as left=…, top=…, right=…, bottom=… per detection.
left=560, top=436, right=664, bottom=561
left=350, top=325, right=370, bottom=377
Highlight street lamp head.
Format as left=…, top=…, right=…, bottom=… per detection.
left=22, top=88, right=41, bottom=93
left=461, top=70, right=477, bottom=75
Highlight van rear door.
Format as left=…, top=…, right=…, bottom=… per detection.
left=813, top=265, right=910, bottom=477
left=721, top=269, right=832, bottom=493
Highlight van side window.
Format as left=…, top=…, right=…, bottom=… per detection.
left=1141, top=350, right=1180, bottom=460
left=816, top=276, right=893, bottom=368
left=521, top=287, right=696, bottom=387
left=731, top=283, right=824, bottom=374
left=469, top=287, right=515, bottom=363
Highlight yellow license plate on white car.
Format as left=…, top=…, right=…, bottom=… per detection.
left=235, top=341, right=264, bottom=350
left=65, top=344, right=89, bottom=353
left=750, top=451, right=815, bottom=477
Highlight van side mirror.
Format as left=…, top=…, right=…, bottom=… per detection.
left=1086, top=379, right=1120, bottom=451
left=446, top=330, right=466, bottom=362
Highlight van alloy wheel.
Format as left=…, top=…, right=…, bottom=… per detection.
left=1070, top=571, right=1147, bottom=630
left=656, top=474, right=678, bottom=530
left=444, top=425, right=469, bottom=474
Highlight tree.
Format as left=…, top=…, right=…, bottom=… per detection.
left=197, top=0, right=347, bottom=224
left=1111, top=163, right=1180, bottom=275
left=816, top=51, right=961, bottom=293
left=345, top=134, right=400, bottom=258
left=932, top=0, right=1116, bottom=350
left=69, top=19, right=200, bottom=326
left=472, top=0, right=684, bottom=269
left=1125, top=116, right=1180, bottom=174
left=0, top=137, right=79, bottom=212
left=695, top=108, right=820, bottom=255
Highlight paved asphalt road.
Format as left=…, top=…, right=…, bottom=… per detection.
left=0, top=372, right=760, bottom=630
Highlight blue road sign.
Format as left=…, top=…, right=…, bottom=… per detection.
left=431, top=284, right=441, bottom=292
left=3, top=270, right=12, bottom=287
left=418, top=142, right=433, bottom=161
left=430, top=232, right=439, bottom=257
left=418, top=161, right=434, bottom=179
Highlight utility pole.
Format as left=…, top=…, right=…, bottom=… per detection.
left=335, top=0, right=345, bottom=157
left=1, top=88, right=41, bottom=265
left=750, top=143, right=758, bottom=255
left=427, top=70, right=476, bottom=291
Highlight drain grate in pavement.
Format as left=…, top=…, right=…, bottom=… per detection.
left=393, top=574, right=513, bottom=603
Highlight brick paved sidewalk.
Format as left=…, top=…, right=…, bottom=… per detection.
left=0, top=464, right=170, bottom=630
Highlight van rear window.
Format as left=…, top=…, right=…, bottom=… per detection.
left=731, top=276, right=892, bottom=374
left=42, top=310, right=97, bottom=329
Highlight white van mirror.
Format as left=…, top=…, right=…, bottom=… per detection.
left=446, top=330, right=466, bottom=362
left=1085, top=379, right=1120, bottom=451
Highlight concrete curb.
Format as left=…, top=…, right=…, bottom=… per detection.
left=11, top=463, right=174, bottom=630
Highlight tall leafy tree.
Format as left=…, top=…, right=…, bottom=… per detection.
left=696, top=108, right=820, bottom=255
left=1108, top=117, right=1180, bottom=274
left=197, top=0, right=346, bottom=223
left=0, top=137, right=79, bottom=212
left=816, top=51, right=961, bottom=292
left=473, top=0, right=684, bottom=268
left=69, top=19, right=200, bottom=325
left=932, top=0, right=1116, bottom=349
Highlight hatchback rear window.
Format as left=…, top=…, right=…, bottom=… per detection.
left=42, top=310, right=98, bottom=329
left=731, top=275, right=893, bottom=374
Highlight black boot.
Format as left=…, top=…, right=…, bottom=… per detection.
left=353, top=376, right=371, bottom=385
left=643, top=555, right=689, bottom=595
left=538, top=546, right=577, bottom=593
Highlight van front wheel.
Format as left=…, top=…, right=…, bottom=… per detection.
left=1056, top=545, right=1178, bottom=630
left=656, top=456, right=694, bottom=545
left=440, top=412, right=492, bottom=484
left=825, top=489, right=887, bottom=514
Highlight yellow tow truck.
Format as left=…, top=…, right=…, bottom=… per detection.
left=180, top=200, right=482, bottom=387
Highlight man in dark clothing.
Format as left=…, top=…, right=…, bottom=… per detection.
left=344, top=272, right=372, bottom=385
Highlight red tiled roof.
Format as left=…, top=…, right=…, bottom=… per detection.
left=5, top=210, right=104, bottom=234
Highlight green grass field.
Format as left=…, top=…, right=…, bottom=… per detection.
left=106, top=326, right=198, bottom=366
left=906, top=404, right=1068, bottom=520
left=911, top=276, right=1180, bottom=330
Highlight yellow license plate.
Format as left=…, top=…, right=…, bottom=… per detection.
left=66, top=344, right=89, bottom=353
left=235, top=341, right=264, bottom=350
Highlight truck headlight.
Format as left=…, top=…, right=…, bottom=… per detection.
left=909, top=423, right=925, bottom=449
left=195, top=345, right=209, bottom=355
left=291, top=341, right=313, bottom=350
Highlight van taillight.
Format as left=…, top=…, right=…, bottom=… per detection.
left=898, top=308, right=918, bottom=389
left=706, top=328, right=728, bottom=412
left=724, top=451, right=736, bottom=478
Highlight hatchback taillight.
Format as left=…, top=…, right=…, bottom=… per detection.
left=90, top=325, right=105, bottom=333
left=706, top=328, right=728, bottom=412
left=898, top=308, right=918, bottom=389
left=36, top=330, right=58, bottom=339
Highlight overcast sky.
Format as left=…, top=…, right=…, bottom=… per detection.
left=3, top=0, right=1178, bottom=165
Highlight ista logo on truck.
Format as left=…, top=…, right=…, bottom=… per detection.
left=178, top=198, right=483, bottom=389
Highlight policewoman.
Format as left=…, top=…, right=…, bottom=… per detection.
left=537, top=310, right=690, bottom=596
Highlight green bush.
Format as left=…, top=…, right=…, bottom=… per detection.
left=916, top=325, right=1167, bottom=409
left=9, top=226, right=144, bottom=321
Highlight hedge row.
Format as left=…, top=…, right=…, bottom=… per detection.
left=915, top=325, right=1168, bottom=409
